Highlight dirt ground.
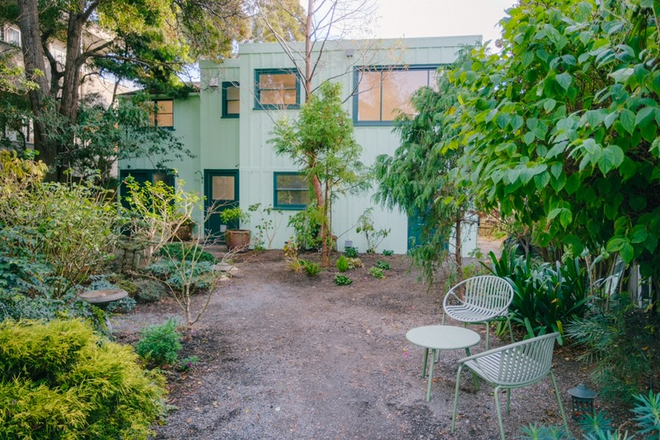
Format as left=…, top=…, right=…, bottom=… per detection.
left=114, top=251, right=630, bottom=440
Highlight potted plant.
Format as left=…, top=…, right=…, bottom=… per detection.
left=220, top=206, right=251, bottom=251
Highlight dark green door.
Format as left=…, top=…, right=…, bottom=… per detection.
left=204, top=170, right=239, bottom=242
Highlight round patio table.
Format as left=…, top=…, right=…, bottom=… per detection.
left=406, top=325, right=480, bottom=401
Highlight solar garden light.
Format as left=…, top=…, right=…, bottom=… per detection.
left=568, top=383, right=597, bottom=420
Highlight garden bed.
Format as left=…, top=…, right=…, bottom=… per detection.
left=114, top=251, right=632, bottom=439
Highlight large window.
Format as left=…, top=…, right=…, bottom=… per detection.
left=149, top=100, right=174, bottom=128
left=354, top=66, right=439, bottom=125
left=222, top=82, right=240, bottom=118
left=255, top=69, right=300, bottom=110
left=274, top=172, right=311, bottom=209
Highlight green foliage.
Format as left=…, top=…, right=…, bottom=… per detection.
left=271, top=81, right=368, bottom=266
left=375, top=260, right=390, bottom=270
left=567, top=307, right=659, bottom=402
left=177, top=355, right=199, bottom=372
left=0, top=319, right=165, bottom=439
left=356, top=208, right=390, bottom=253
left=374, top=56, right=474, bottom=284
left=145, top=259, right=215, bottom=292
left=369, top=267, right=385, bottom=279
left=580, top=411, right=616, bottom=439
left=288, top=205, right=323, bottom=251
left=160, top=243, right=217, bottom=263
left=220, top=206, right=250, bottom=230
left=518, top=423, right=570, bottom=440
left=344, top=246, right=358, bottom=258
left=382, top=249, right=394, bottom=256
left=451, top=0, right=660, bottom=294
left=347, top=257, right=363, bottom=269
left=300, top=259, right=322, bottom=277
left=135, top=318, right=183, bottom=367
left=133, top=279, right=168, bottom=304
left=334, top=275, right=353, bottom=286
left=336, top=255, right=349, bottom=272
left=632, top=391, right=660, bottom=438
left=484, top=248, right=590, bottom=338
left=0, top=151, right=118, bottom=297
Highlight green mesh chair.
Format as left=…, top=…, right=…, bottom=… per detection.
left=442, top=275, right=514, bottom=350
left=451, top=332, right=568, bottom=440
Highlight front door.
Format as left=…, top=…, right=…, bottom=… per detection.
left=204, top=170, right=239, bottom=242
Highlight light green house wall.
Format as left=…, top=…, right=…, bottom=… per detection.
left=121, top=36, right=481, bottom=255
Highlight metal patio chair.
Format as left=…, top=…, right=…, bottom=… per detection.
left=451, top=332, right=568, bottom=440
left=442, top=275, right=514, bottom=350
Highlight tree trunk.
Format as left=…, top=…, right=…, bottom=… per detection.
left=304, top=0, right=313, bottom=96
left=17, top=0, right=56, bottom=167
left=60, top=2, right=85, bottom=125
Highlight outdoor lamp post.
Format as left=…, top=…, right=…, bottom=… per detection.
left=568, top=383, right=597, bottom=420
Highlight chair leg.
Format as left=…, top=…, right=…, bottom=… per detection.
left=550, top=371, right=569, bottom=435
left=506, top=389, right=511, bottom=414
left=451, top=364, right=464, bottom=433
left=442, top=313, right=446, bottom=325
left=493, top=386, right=506, bottom=440
left=485, top=322, right=490, bottom=350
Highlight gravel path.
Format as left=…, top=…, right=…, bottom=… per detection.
left=114, top=252, right=602, bottom=439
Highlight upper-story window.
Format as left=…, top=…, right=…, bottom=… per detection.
left=222, top=82, right=240, bottom=118
left=149, top=100, right=174, bottom=128
left=354, top=66, right=439, bottom=125
left=254, top=69, right=300, bottom=110
left=4, top=26, right=21, bottom=46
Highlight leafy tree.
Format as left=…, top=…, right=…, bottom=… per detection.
left=452, top=0, right=660, bottom=305
left=270, top=81, right=367, bottom=266
left=374, top=61, right=474, bottom=284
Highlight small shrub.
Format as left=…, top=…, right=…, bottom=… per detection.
left=160, top=243, right=217, bottom=263
left=632, top=391, right=660, bottom=437
left=369, top=267, right=385, bottom=279
left=287, top=258, right=305, bottom=274
left=0, top=319, right=165, bottom=439
left=382, top=249, right=394, bottom=256
left=134, top=279, right=168, bottom=303
left=336, top=255, right=349, bottom=272
left=334, top=275, right=352, bottom=286
left=344, top=246, right=358, bottom=258
left=106, top=296, right=137, bottom=313
left=347, top=257, right=363, bottom=269
left=135, top=318, right=182, bottom=367
left=300, top=259, right=322, bottom=277
left=177, top=356, right=199, bottom=372
left=375, top=260, right=390, bottom=270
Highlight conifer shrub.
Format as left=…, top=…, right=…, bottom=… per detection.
left=0, top=319, right=165, bottom=439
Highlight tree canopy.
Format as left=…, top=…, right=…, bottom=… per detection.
left=449, top=0, right=660, bottom=290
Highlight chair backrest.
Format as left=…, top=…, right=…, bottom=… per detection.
left=489, top=332, right=559, bottom=386
left=462, top=275, right=514, bottom=312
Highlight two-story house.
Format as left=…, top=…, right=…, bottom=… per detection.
left=119, top=35, right=481, bottom=255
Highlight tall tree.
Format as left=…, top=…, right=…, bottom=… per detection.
left=452, top=0, right=660, bottom=306
left=2, top=0, right=248, bottom=176
left=374, top=58, right=474, bottom=284
left=270, top=81, right=367, bottom=266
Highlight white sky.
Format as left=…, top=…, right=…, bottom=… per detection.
left=372, top=0, right=517, bottom=46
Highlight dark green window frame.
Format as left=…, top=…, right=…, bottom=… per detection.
left=150, top=99, right=174, bottom=129
left=222, top=81, right=240, bottom=118
left=273, top=172, right=310, bottom=210
left=254, top=68, right=301, bottom=110
left=352, top=65, right=441, bottom=126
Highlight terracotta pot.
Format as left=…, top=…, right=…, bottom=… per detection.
left=225, top=229, right=251, bottom=251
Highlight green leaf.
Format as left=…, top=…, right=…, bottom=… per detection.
left=544, top=99, right=557, bottom=113
left=523, top=132, right=535, bottom=145
left=563, top=235, right=584, bottom=255
left=510, top=115, right=524, bottom=131
left=620, top=242, right=634, bottom=263
left=559, top=208, right=572, bottom=228
left=556, top=73, right=572, bottom=90
left=635, top=107, right=655, bottom=127
left=534, top=171, right=550, bottom=189
left=598, top=145, right=624, bottom=175
left=610, top=68, right=634, bottom=83
left=619, top=109, right=635, bottom=134
left=548, top=208, right=563, bottom=221
left=606, top=237, right=626, bottom=252
left=631, top=227, right=648, bottom=244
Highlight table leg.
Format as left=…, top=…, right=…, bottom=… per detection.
left=422, top=348, right=429, bottom=378
left=465, top=347, right=479, bottom=391
left=426, top=349, right=436, bottom=401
